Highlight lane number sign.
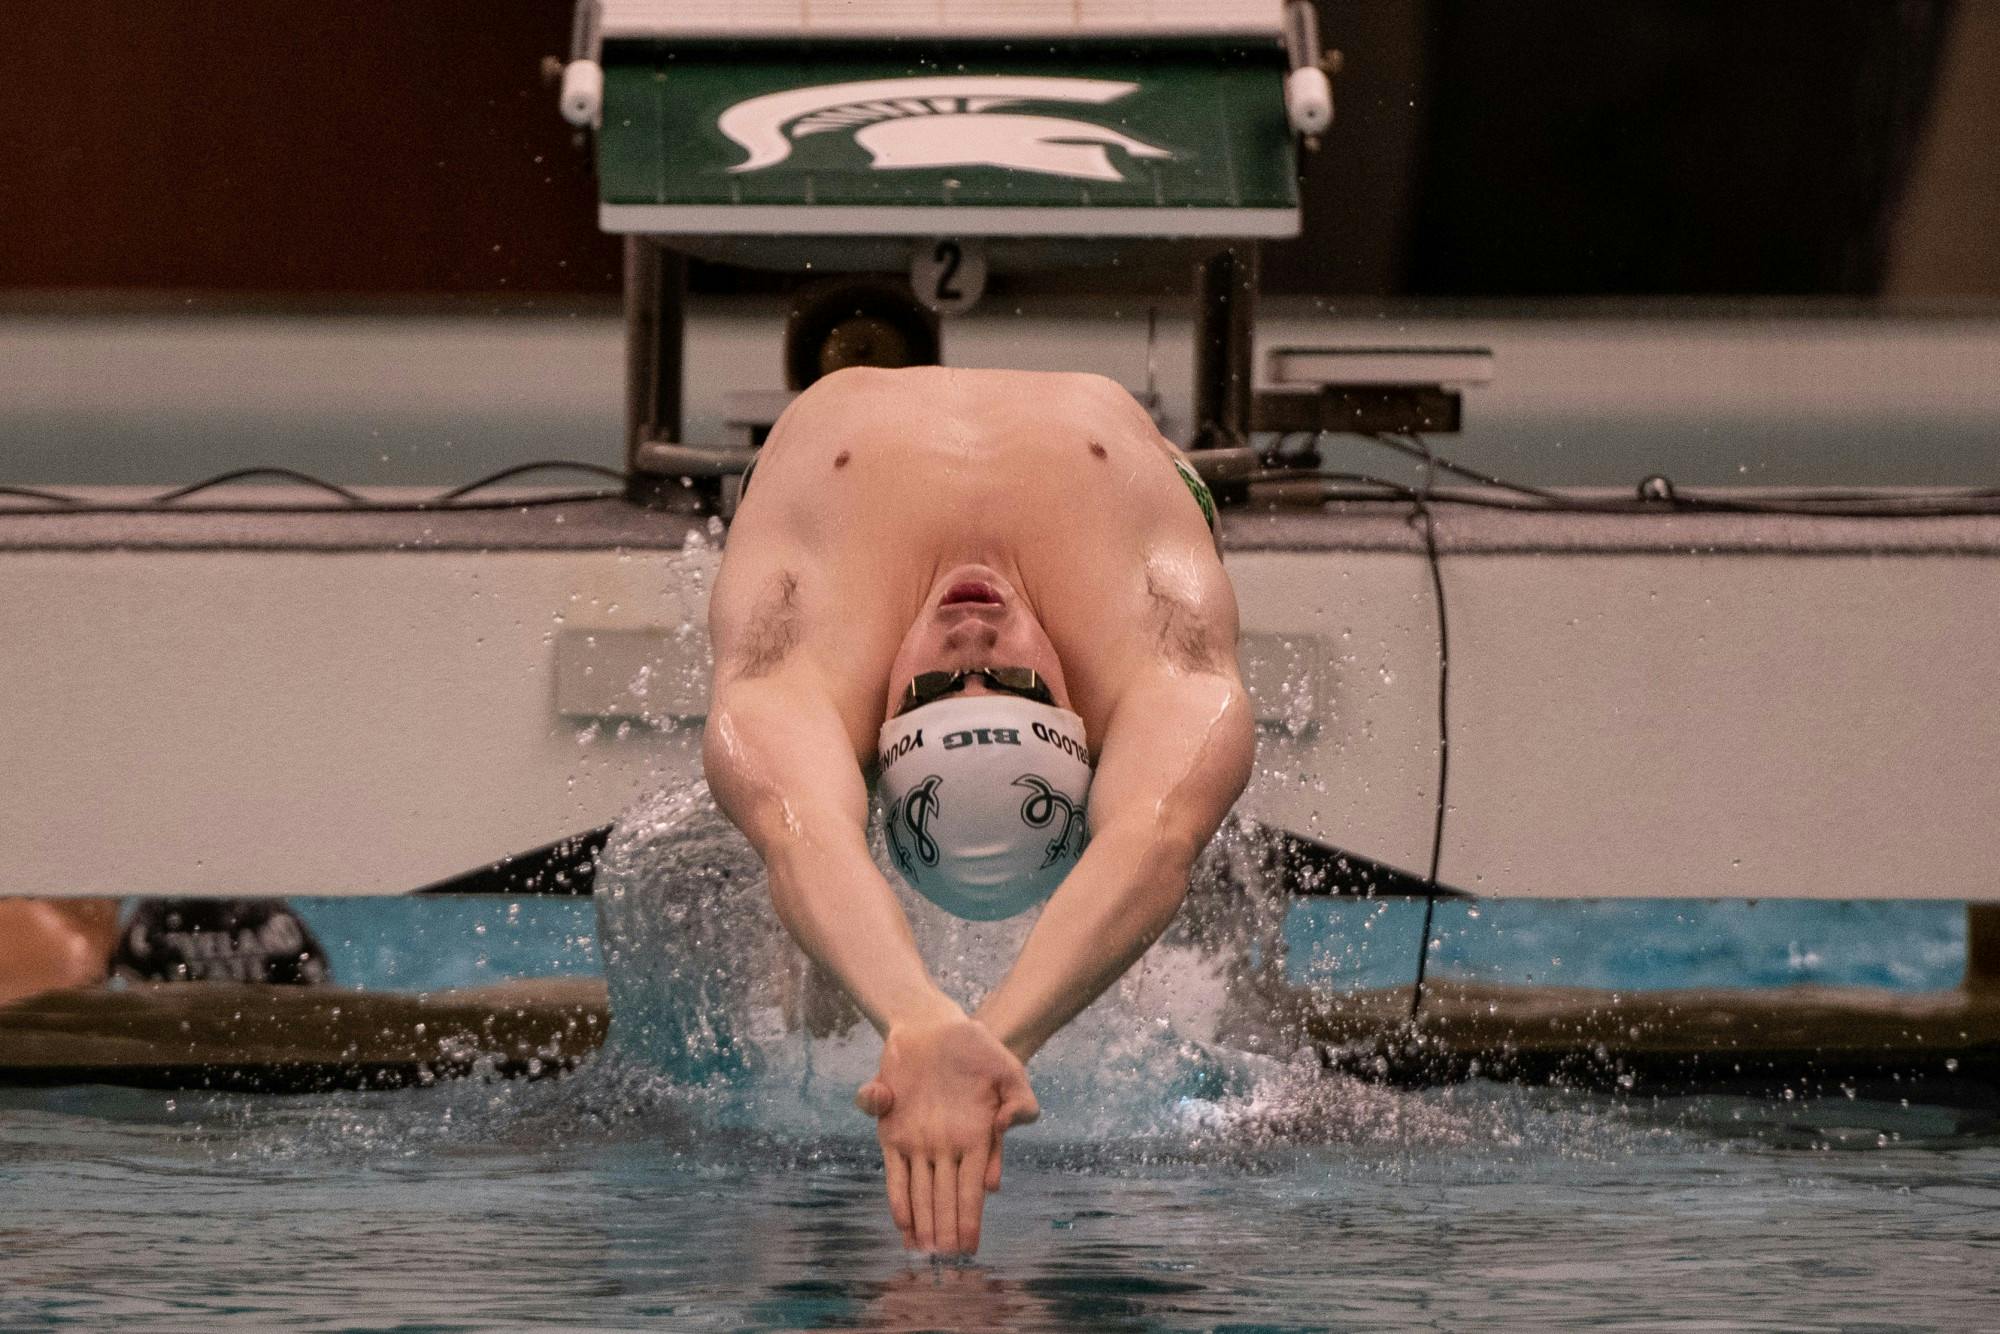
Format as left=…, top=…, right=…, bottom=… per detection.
left=910, top=239, right=988, bottom=315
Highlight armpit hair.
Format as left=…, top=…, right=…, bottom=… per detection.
left=730, top=570, right=803, bottom=679
left=1146, top=567, right=1227, bottom=673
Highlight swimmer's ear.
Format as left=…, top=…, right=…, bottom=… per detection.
left=855, top=1078, right=894, bottom=1118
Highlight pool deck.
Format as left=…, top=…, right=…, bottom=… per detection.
left=1, top=977, right=1995, bottom=1103
left=0, top=979, right=607, bottom=1092
left=1288, top=980, right=2000, bottom=1104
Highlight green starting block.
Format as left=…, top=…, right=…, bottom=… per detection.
left=596, top=51, right=1297, bottom=238
left=557, top=0, right=1337, bottom=500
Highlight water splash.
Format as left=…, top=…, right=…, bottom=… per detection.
left=587, top=779, right=1602, bottom=1155
left=155, top=783, right=1709, bottom=1172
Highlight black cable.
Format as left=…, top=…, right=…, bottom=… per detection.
left=0, top=484, right=82, bottom=504
left=1667, top=492, right=2000, bottom=517
left=432, top=460, right=628, bottom=502
left=1308, top=431, right=2000, bottom=518
left=0, top=461, right=630, bottom=516
left=11, top=449, right=2000, bottom=519
left=1405, top=435, right=1451, bottom=1025
left=153, top=467, right=368, bottom=505
left=1250, top=466, right=1428, bottom=499
left=1290, top=475, right=2000, bottom=519
left=1366, top=432, right=1572, bottom=504
left=2, top=489, right=624, bottom=518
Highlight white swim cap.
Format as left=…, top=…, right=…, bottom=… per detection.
left=876, top=693, right=1093, bottom=921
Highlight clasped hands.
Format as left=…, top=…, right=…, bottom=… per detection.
left=854, top=1013, right=1039, bottom=1256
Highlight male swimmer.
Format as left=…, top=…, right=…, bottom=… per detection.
left=703, top=366, right=1254, bottom=1255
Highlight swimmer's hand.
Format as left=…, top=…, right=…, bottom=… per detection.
left=855, top=1017, right=1040, bottom=1255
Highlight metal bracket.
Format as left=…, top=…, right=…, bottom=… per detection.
left=623, top=239, right=699, bottom=509
left=1255, top=384, right=1464, bottom=436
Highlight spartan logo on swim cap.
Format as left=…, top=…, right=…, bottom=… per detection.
left=717, top=76, right=1173, bottom=183
left=1013, top=775, right=1086, bottom=869
left=886, top=774, right=943, bottom=876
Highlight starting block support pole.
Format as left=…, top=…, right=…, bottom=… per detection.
left=623, top=237, right=688, bottom=506
left=1970, top=905, right=2000, bottom=992
left=1192, top=244, right=1260, bottom=455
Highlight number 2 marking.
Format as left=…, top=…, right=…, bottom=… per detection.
left=932, top=241, right=962, bottom=302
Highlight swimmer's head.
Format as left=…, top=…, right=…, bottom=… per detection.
left=877, top=566, right=1091, bottom=921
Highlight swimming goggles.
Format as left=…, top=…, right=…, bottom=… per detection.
left=894, top=666, right=1055, bottom=718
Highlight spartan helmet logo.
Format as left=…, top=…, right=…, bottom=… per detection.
left=718, top=76, right=1173, bottom=183
left=887, top=775, right=943, bottom=875
left=1013, top=775, right=1087, bottom=869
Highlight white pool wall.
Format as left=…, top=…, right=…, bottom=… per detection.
left=5, top=297, right=1999, bottom=489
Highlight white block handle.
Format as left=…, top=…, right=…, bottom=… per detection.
left=561, top=61, right=603, bottom=128
left=1285, top=66, right=1333, bottom=136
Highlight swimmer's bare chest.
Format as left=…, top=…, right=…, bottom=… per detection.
left=717, top=370, right=1220, bottom=754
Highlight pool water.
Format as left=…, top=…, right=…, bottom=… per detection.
left=279, top=893, right=1970, bottom=997
left=9, top=794, right=1989, bottom=1330
left=3, top=1071, right=1995, bottom=1331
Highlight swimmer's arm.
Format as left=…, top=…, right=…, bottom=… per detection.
left=703, top=675, right=961, bottom=1034
left=975, top=665, right=1254, bottom=1061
